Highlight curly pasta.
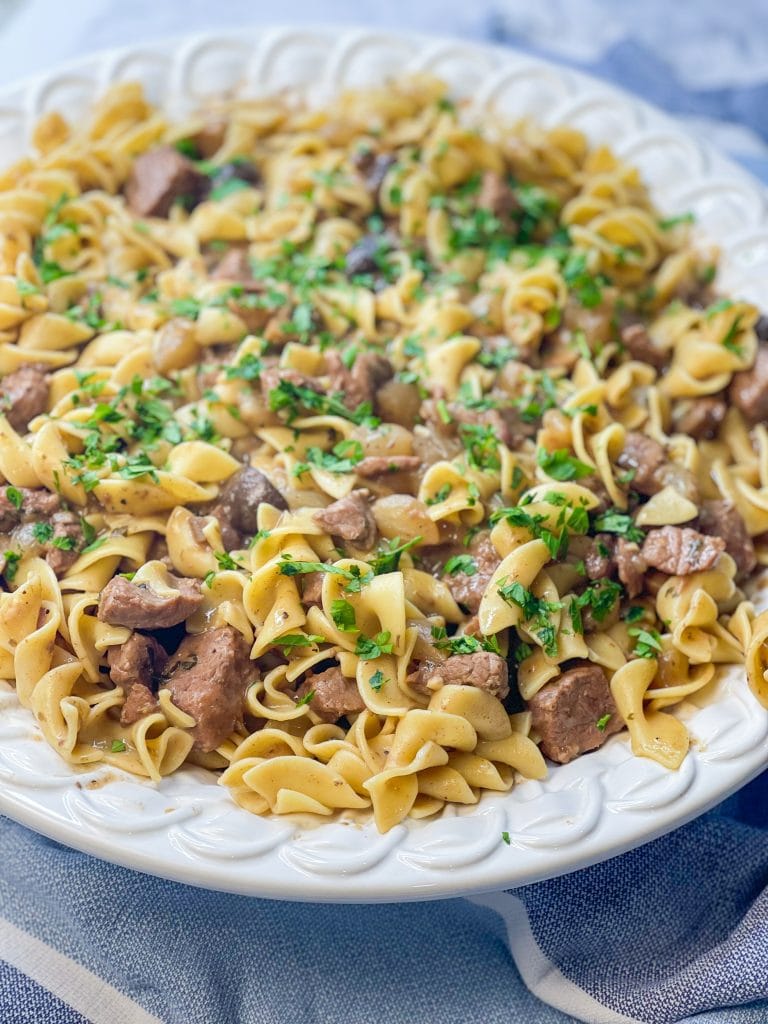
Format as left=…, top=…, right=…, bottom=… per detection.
left=0, top=75, right=765, bottom=834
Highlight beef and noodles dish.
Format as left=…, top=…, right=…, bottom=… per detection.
left=1, top=77, right=767, bottom=832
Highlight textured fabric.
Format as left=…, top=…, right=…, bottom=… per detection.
left=0, top=2, right=767, bottom=1023
left=0, top=962, right=91, bottom=1024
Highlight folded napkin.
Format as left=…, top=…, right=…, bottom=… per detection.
left=0, top=770, right=765, bottom=1024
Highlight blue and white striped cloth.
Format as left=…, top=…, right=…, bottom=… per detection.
left=1, top=2, right=767, bottom=1021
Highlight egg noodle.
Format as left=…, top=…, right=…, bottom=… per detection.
left=0, top=75, right=766, bottom=834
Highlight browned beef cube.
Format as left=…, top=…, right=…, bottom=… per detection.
left=312, top=490, right=376, bottom=547
left=729, top=345, right=768, bottom=424
left=641, top=526, right=725, bottom=575
left=161, top=626, right=253, bottom=751
left=98, top=574, right=203, bottom=629
left=125, top=145, right=209, bottom=217
left=527, top=661, right=623, bottom=764
left=294, top=666, right=365, bottom=723
left=0, top=365, right=48, bottom=433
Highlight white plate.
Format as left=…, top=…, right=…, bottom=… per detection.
left=1, top=26, right=767, bottom=903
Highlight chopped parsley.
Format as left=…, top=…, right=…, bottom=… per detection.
left=490, top=496, right=588, bottom=560
left=705, top=298, right=734, bottom=319
left=331, top=599, right=357, bottom=632
left=515, top=371, right=558, bottom=423
left=561, top=250, right=607, bottom=309
left=721, top=314, right=744, bottom=356
left=293, top=439, right=364, bottom=476
left=210, top=177, right=252, bottom=201
left=110, top=739, right=127, bottom=753
left=5, top=487, right=22, bottom=510
left=15, top=279, right=39, bottom=297
left=570, top=578, right=624, bottom=634
left=268, top=379, right=378, bottom=428
left=369, top=670, right=387, bottom=692
left=278, top=555, right=373, bottom=594
left=426, top=483, right=452, bottom=506
left=431, top=626, right=500, bottom=655
left=459, top=423, right=501, bottom=471
left=536, top=447, right=592, bottom=482
left=592, top=509, right=645, bottom=544
left=225, top=353, right=263, bottom=381
left=369, top=536, right=421, bottom=575
left=355, top=630, right=394, bottom=660
left=628, top=626, right=663, bottom=659
left=497, top=581, right=561, bottom=657
left=512, top=641, right=534, bottom=665
left=658, top=212, right=695, bottom=231
left=2, top=551, right=21, bottom=582
left=595, top=714, right=612, bottom=732
left=169, top=296, right=204, bottom=320
left=51, top=534, right=77, bottom=551
left=624, top=605, right=645, bottom=624
left=214, top=551, right=240, bottom=570
left=501, top=831, right=511, bottom=846
left=276, top=634, right=326, bottom=655
left=31, top=522, right=54, bottom=544
left=443, top=554, right=477, bottom=576
left=116, top=453, right=159, bottom=482
left=295, top=689, right=315, bottom=708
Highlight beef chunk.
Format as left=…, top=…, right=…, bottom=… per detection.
left=674, top=397, right=726, bottom=440
left=301, top=571, right=324, bottom=606
left=211, top=247, right=251, bottom=281
left=0, top=365, right=48, bottom=433
left=161, top=626, right=253, bottom=751
left=641, top=526, right=725, bottom=575
left=527, top=660, right=623, bottom=764
left=120, top=684, right=160, bottom=726
left=729, top=344, right=768, bottom=424
left=208, top=159, right=259, bottom=190
left=211, top=466, right=287, bottom=548
left=344, top=234, right=385, bottom=277
left=697, top=500, right=756, bottom=578
left=409, top=652, right=509, bottom=699
left=430, top=399, right=531, bottom=451
left=615, top=539, right=647, bottom=597
left=355, top=455, right=421, bottom=477
left=477, top=171, right=518, bottom=223
left=326, top=350, right=393, bottom=411
left=295, top=666, right=364, bottom=723
left=44, top=511, right=82, bottom=577
left=621, top=323, right=666, bottom=370
left=98, top=574, right=203, bottom=629
left=108, top=633, right=168, bottom=726
left=125, top=145, right=209, bottom=217
left=584, top=535, right=616, bottom=581
left=459, top=403, right=525, bottom=449
left=616, top=432, right=666, bottom=495
left=444, top=531, right=500, bottom=614
left=312, top=490, right=376, bottom=547
left=109, top=632, right=167, bottom=688
left=210, top=251, right=272, bottom=329
left=0, top=486, right=60, bottom=533
left=260, top=366, right=321, bottom=404
left=352, top=150, right=396, bottom=198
